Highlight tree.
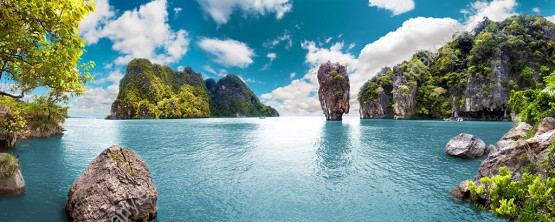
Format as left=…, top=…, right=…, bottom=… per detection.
left=0, top=0, right=95, bottom=100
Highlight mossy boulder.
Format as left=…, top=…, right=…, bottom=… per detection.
left=0, top=153, right=25, bottom=197
left=66, top=145, right=157, bottom=221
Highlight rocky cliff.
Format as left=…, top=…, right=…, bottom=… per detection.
left=358, top=15, right=555, bottom=120
left=110, top=59, right=278, bottom=119
left=317, top=61, right=350, bottom=120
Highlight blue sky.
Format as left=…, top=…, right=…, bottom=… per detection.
left=69, top=0, right=555, bottom=117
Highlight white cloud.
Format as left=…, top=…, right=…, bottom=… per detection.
left=197, top=0, right=292, bottom=25
left=547, top=15, right=555, bottom=23
left=368, top=0, right=415, bottom=16
left=80, top=0, right=190, bottom=66
left=267, top=53, right=277, bottom=61
left=198, top=38, right=255, bottom=68
left=261, top=41, right=357, bottom=115
left=177, top=66, right=185, bottom=72
left=289, top=72, right=296, bottom=79
left=69, top=84, right=120, bottom=117
left=204, top=65, right=227, bottom=77
left=93, top=70, right=124, bottom=85
left=79, top=0, right=115, bottom=44
left=533, top=7, right=540, bottom=13
left=174, top=7, right=183, bottom=15
left=264, top=31, right=293, bottom=49
left=462, top=0, right=518, bottom=31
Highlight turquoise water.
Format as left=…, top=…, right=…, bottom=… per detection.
left=0, top=117, right=512, bottom=221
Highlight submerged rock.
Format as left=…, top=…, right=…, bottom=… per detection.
left=317, top=61, right=350, bottom=120
left=66, top=145, right=158, bottom=221
left=0, top=153, right=25, bottom=197
left=451, top=180, right=471, bottom=200
left=445, top=133, right=487, bottom=158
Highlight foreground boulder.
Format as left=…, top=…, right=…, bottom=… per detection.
left=66, top=146, right=157, bottom=221
left=445, top=133, right=487, bottom=158
left=0, top=153, right=25, bottom=197
left=317, top=61, right=350, bottom=120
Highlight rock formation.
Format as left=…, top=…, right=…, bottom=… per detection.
left=208, top=74, right=279, bottom=117
left=358, top=15, right=555, bottom=120
left=317, top=61, right=350, bottom=120
left=66, top=146, right=158, bottom=221
left=451, top=117, right=555, bottom=201
left=110, top=59, right=278, bottom=119
left=445, top=133, right=487, bottom=158
left=0, top=153, right=25, bottom=197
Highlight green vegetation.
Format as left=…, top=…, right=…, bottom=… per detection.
left=0, top=96, right=68, bottom=136
left=358, top=15, right=555, bottom=119
left=0, top=0, right=95, bottom=99
left=111, top=59, right=277, bottom=119
left=208, top=74, right=277, bottom=117
left=509, top=71, right=555, bottom=125
left=0, top=153, right=18, bottom=178
left=111, top=59, right=211, bottom=119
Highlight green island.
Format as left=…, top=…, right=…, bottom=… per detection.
left=109, top=58, right=279, bottom=119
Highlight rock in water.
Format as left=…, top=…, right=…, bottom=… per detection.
left=66, top=146, right=158, bottom=221
left=317, top=61, right=350, bottom=120
left=0, top=153, right=25, bottom=197
left=445, top=133, right=487, bottom=158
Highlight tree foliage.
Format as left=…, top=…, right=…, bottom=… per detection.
left=0, top=0, right=95, bottom=100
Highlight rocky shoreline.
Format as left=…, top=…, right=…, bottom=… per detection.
left=450, top=117, right=555, bottom=215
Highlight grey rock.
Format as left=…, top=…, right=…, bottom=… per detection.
left=317, top=61, right=350, bottom=121
left=536, top=117, right=555, bottom=136
left=445, top=133, right=487, bottom=158
left=451, top=180, right=471, bottom=200
left=0, top=153, right=25, bottom=197
left=496, top=121, right=533, bottom=150
left=66, top=145, right=158, bottom=221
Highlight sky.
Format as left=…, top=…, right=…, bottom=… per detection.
left=69, top=0, right=555, bottom=117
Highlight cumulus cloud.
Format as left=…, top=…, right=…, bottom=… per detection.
left=197, top=0, right=292, bottom=25
left=546, top=15, right=555, bottom=23
left=70, top=69, right=123, bottom=117
left=462, top=0, right=518, bottom=31
left=532, top=7, right=540, bottom=13
left=79, top=0, right=190, bottom=66
left=261, top=41, right=357, bottom=115
left=368, top=0, right=415, bottom=16
left=198, top=38, right=255, bottom=68
left=79, top=0, right=114, bottom=44
left=289, top=72, right=296, bottom=79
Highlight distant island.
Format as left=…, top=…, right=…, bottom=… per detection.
left=109, top=59, right=279, bottom=119
left=358, top=15, right=555, bottom=121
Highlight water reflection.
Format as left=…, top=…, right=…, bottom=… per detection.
left=315, top=120, right=354, bottom=181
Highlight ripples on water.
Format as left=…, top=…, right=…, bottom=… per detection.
left=0, top=117, right=511, bottom=221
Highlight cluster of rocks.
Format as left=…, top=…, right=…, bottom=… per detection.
left=0, top=105, right=63, bottom=150
left=449, top=117, right=555, bottom=201
left=317, top=61, right=350, bottom=121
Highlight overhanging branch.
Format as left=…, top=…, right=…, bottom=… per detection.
left=0, top=90, right=24, bottom=99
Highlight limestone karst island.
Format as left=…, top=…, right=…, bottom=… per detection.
left=2, top=0, right=555, bottom=221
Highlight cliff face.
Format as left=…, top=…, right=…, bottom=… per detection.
left=358, top=15, right=555, bottom=120
left=207, top=74, right=279, bottom=117
left=317, top=61, right=350, bottom=120
left=110, top=59, right=278, bottom=119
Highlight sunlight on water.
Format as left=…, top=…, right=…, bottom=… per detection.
left=0, top=117, right=511, bottom=221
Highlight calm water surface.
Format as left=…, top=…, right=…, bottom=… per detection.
left=0, top=117, right=512, bottom=221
